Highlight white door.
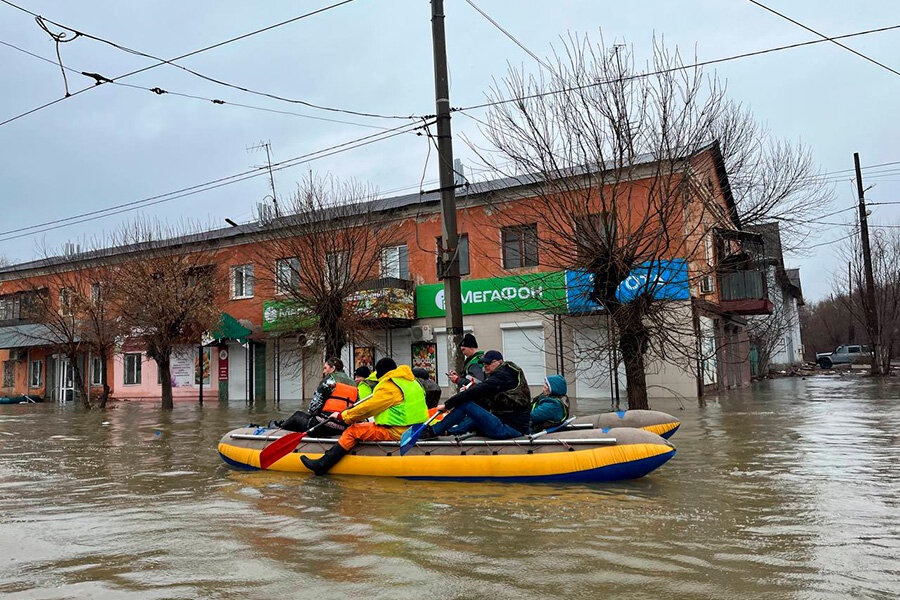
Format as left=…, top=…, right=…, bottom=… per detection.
left=501, top=323, right=546, bottom=387
left=227, top=343, right=248, bottom=402
left=56, top=356, right=74, bottom=402
left=390, top=329, right=412, bottom=369
left=699, top=317, right=718, bottom=386
left=278, top=341, right=303, bottom=402
left=574, top=326, right=626, bottom=400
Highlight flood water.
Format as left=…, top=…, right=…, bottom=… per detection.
left=1, top=376, right=898, bottom=599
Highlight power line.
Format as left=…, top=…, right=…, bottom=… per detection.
left=0, top=39, right=389, bottom=130
left=462, top=0, right=552, bottom=72
left=746, top=0, right=900, bottom=78
left=807, top=231, right=857, bottom=249
left=0, top=0, right=414, bottom=127
left=0, top=120, right=431, bottom=242
left=451, top=23, right=900, bottom=113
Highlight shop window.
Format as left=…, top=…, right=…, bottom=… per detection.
left=502, top=225, right=538, bottom=268
left=29, top=360, right=42, bottom=388
left=2, top=361, right=14, bottom=388
left=275, top=258, right=300, bottom=294
left=124, top=353, right=142, bottom=385
left=232, top=264, right=254, bottom=299
left=381, top=245, right=409, bottom=279
left=435, top=234, right=470, bottom=277
left=90, top=356, right=104, bottom=386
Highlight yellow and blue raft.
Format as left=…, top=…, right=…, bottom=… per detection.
left=218, top=426, right=675, bottom=483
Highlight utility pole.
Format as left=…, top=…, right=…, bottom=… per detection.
left=430, top=0, right=465, bottom=376
left=854, top=152, right=882, bottom=375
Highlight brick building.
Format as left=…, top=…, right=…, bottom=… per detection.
left=0, top=144, right=766, bottom=404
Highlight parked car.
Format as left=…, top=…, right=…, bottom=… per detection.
left=816, top=345, right=872, bottom=368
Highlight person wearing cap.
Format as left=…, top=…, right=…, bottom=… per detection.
left=354, top=365, right=378, bottom=399
left=448, top=333, right=485, bottom=390
left=530, top=374, right=570, bottom=431
left=301, top=357, right=429, bottom=476
left=421, top=350, right=532, bottom=440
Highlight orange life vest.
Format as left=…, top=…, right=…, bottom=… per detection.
left=322, top=382, right=359, bottom=413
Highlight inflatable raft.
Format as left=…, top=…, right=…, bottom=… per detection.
left=572, top=409, right=681, bottom=439
left=218, top=426, right=675, bottom=483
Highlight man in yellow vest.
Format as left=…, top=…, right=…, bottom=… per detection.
left=301, top=357, right=429, bottom=476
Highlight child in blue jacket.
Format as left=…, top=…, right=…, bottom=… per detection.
left=530, top=374, right=570, bottom=431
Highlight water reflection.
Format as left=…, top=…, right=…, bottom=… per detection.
left=1, top=376, right=898, bottom=599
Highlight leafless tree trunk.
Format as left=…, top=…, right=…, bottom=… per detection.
left=468, top=35, right=830, bottom=408
left=109, top=222, right=225, bottom=410
left=252, top=173, right=401, bottom=361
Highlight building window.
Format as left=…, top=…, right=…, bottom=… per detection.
left=29, top=360, right=42, bottom=388
left=436, top=234, right=470, bottom=277
left=90, top=283, right=102, bottom=304
left=325, top=251, right=349, bottom=285
left=275, top=258, right=300, bottom=294
left=0, top=296, right=21, bottom=321
left=574, top=213, right=614, bottom=261
left=124, top=353, right=142, bottom=385
left=232, top=264, right=254, bottom=299
left=502, top=225, right=538, bottom=268
left=90, top=356, right=104, bottom=386
left=59, top=288, right=73, bottom=316
left=381, top=245, right=409, bottom=279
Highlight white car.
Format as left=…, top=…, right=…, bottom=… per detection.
left=816, top=345, right=872, bottom=368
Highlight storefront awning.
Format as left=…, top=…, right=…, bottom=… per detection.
left=210, top=313, right=252, bottom=344
left=0, top=324, right=61, bottom=349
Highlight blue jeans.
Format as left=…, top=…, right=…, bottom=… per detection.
left=433, top=401, right=523, bottom=439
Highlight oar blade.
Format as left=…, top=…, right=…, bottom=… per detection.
left=399, top=423, right=426, bottom=456
left=259, top=432, right=305, bottom=470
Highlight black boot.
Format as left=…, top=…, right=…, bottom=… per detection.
left=268, top=419, right=284, bottom=429
left=417, top=425, right=439, bottom=441
left=301, top=444, right=348, bottom=476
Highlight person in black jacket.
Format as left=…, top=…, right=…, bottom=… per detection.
left=421, top=350, right=531, bottom=439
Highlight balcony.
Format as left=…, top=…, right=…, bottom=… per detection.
left=718, top=270, right=773, bottom=315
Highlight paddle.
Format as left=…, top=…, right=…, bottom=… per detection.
left=399, top=410, right=443, bottom=456
left=528, top=416, right=577, bottom=441
left=258, top=392, right=376, bottom=469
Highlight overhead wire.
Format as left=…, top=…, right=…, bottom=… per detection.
left=0, top=119, right=432, bottom=242
left=0, top=39, right=390, bottom=130
left=746, top=0, right=900, bottom=78
left=0, top=0, right=416, bottom=127
left=462, top=0, right=553, bottom=72
left=450, top=23, right=900, bottom=114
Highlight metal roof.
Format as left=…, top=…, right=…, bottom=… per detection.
left=0, top=324, right=64, bottom=349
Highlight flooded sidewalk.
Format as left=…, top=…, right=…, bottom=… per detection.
left=1, top=375, right=898, bottom=599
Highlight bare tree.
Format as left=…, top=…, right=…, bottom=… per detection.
left=800, top=297, right=859, bottom=362
left=253, top=173, right=401, bottom=359
left=468, top=35, right=829, bottom=408
left=834, top=227, right=900, bottom=374
left=109, top=222, right=225, bottom=410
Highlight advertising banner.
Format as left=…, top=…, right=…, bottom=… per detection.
left=565, top=259, right=690, bottom=313
left=217, top=347, right=228, bottom=380
left=416, top=272, right=566, bottom=318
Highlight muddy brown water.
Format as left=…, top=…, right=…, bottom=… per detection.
left=1, top=376, right=898, bottom=599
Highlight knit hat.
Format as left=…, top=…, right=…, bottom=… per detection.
left=545, top=374, right=567, bottom=396
left=482, top=350, right=503, bottom=364
left=411, top=367, right=431, bottom=380
left=354, top=366, right=371, bottom=378
left=375, top=357, right=397, bottom=378
left=460, top=333, right=478, bottom=349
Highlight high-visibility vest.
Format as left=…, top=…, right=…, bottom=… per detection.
left=373, top=376, right=429, bottom=427
left=357, top=373, right=378, bottom=399
left=322, top=382, right=359, bottom=413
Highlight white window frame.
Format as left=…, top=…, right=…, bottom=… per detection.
left=380, top=244, right=409, bottom=279
left=231, top=264, right=254, bottom=299
left=123, top=353, right=142, bottom=385
left=325, top=250, right=350, bottom=286
left=275, top=258, right=300, bottom=295
left=2, top=361, right=14, bottom=388
left=90, top=356, right=104, bottom=386
left=29, top=359, right=43, bottom=388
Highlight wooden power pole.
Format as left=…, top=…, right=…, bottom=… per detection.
left=430, top=0, right=465, bottom=376
left=854, top=152, right=882, bottom=375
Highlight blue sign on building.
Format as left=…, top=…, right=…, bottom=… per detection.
left=565, top=259, right=691, bottom=312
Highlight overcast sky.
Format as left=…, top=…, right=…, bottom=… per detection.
left=1, top=0, right=898, bottom=301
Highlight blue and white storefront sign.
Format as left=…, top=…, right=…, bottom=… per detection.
left=565, top=259, right=691, bottom=312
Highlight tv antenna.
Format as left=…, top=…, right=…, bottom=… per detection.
left=247, top=140, right=280, bottom=217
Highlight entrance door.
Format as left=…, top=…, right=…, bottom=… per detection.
left=56, top=356, right=74, bottom=402
left=574, top=325, right=626, bottom=401
left=227, top=343, right=248, bottom=402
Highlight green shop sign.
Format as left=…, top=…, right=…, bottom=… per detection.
left=416, top=272, right=566, bottom=318
left=263, top=300, right=317, bottom=332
